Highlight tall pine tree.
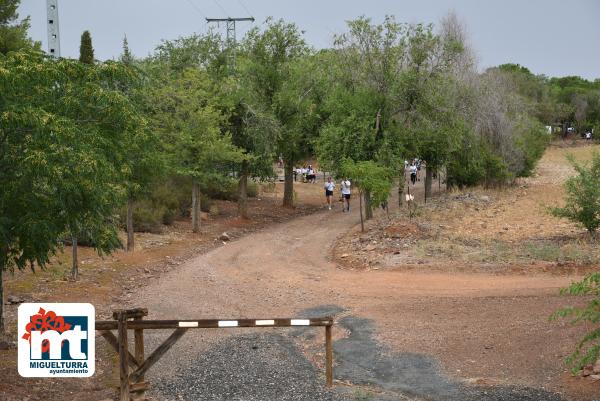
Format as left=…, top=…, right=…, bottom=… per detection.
left=71, top=29, right=95, bottom=278
left=79, top=30, right=94, bottom=64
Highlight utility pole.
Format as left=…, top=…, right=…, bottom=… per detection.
left=46, top=0, right=61, bottom=57
left=205, top=17, right=254, bottom=72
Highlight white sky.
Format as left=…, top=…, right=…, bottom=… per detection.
left=17, top=0, right=600, bottom=79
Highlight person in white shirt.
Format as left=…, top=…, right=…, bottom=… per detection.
left=341, top=178, right=351, bottom=212
left=324, top=176, right=335, bottom=210
left=409, top=163, right=417, bottom=185
left=307, top=166, right=316, bottom=183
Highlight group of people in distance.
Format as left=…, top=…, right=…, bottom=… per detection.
left=294, top=165, right=317, bottom=183
left=324, top=176, right=351, bottom=212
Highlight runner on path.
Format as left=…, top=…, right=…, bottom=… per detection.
left=324, top=176, right=335, bottom=210
left=341, top=178, right=351, bottom=212
left=410, top=163, right=417, bottom=185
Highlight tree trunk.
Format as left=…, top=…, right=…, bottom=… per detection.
left=238, top=160, right=249, bottom=219
left=398, top=174, right=405, bottom=208
left=359, top=191, right=365, bottom=232
left=283, top=162, right=294, bottom=208
left=0, top=260, right=4, bottom=333
left=364, top=190, right=373, bottom=220
left=71, top=236, right=78, bottom=280
left=425, top=167, right=433, bottom=203
left=192, top=180, right=201, bottom=233
left=126, top=197, right=134, bottom=252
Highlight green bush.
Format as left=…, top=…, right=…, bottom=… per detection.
left=516, top=118, right=551, bottom=177
left=550, top=152, right=600, bottom=234
left=119, top=177, right=192, bottom=232
left=447, top=137, right=514, bottom=189
left=446, top=138, right=485, bottom=188
left=247, top=181, right=259, bottom=198
left=200, top=193, right=213, bottom=213
left=202, top=177, right=239, bottom=201
left=482, top=150, right=511, bottom=188
left=130, top=199, right=165, bottom=234
left=551, top=272, right=600, bottom=373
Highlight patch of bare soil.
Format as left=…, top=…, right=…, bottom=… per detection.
left=0, top=181, right=325, bottom=401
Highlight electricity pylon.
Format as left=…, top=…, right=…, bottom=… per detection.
left=205, top=17, right=254, bottom=73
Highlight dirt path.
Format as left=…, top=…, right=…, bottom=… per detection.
left=132, top=178, right=589, bottom=399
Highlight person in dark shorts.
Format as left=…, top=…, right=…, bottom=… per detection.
left=307, top=165, right=316, bottom=183
left=409, top=162, right=417, bottom=185
left=324, top=176, right=335, bottom=210
left=341, top=178, right=351, bottom=212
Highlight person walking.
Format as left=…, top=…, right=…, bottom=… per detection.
left=324, top=176, right=335, bottom=210
left=307, top=166, right=316, bottom=183
left=341, top=178, right=351, bottom=212
left=409, top=163, right=417, bottom=185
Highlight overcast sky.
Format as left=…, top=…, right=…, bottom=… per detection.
left=17, top=0, right=600, bottom=79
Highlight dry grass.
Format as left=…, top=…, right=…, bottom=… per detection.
left=335, top=142, right=600, bottom=273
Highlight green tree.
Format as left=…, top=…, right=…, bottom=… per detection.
left=318, top=17, right=403, bottom=217
left=0, top=0, right=39, bottom=55
left=242, top=19, right=310, bottom=207
left=550, top=153, right=600, bottom=234
left=144, top=66, right=243, bottom=232
left=340, top=160, right=394, bottom=231
left=79, top=30, right=94, bottom=64
left=0, top=52, right=142, bottom=331
left=226, top=91, right=278, bottom=218
left=121, top=35, right=133, bottom=65
left=118, top=36, right=164, bottom=251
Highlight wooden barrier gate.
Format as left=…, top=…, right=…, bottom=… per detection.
left=96, top=308, right=334, bottom=401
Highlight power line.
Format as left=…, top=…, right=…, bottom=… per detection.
left=183, top=0, right=207, bottom=19
left=212, top=0, right=230, bottom=17
left=236, top=0, right=253, bottom=18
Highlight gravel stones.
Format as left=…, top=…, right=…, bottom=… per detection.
left=153, top=334, right=351, bottom=401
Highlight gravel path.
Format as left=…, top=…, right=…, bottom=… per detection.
left=151, top=309, right=567, bottom=401
left=153, top=333, right=351, bottom=401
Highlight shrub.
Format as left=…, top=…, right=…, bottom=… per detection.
left=130, top=199, right=165, bottom=234
left=550, top=152, right=600, bottom=234
left=447, top=147, right=512, bottom=189
left=482, top=149, right=511, bottom=188
left=247, top=181, right=259, bottom=198
left=199, top=193, right=213, bottom=213
left=260, top=181, right=276, bottom=193
left=202, top=177, right=239, bottom=201
left=551, top=272, right=600, bottom=373
left=516, top=118, right=551, bottom=177
left=119, top=177, right=192, bottom=232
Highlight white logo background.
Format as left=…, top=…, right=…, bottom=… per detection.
left=18, top=303, right=95, bottom=377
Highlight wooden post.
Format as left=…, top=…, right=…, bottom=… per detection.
left=325, top=324, right=333, bottom=387
left=71, top=236, right=78, bottom=280
left=117, top=312, right=130, bottom=401
left=133, top=315, right=145, bottom=400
